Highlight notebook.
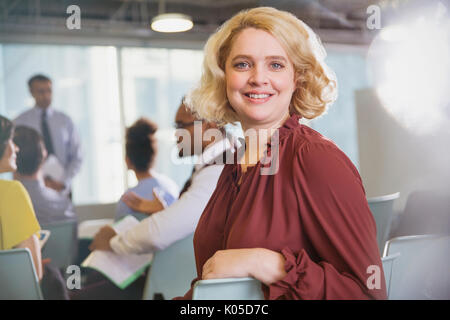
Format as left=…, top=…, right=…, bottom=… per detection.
left=81, top=215, right=153, bottom=289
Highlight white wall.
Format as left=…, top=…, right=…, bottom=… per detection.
left=355, top=88, right=450, bottom=236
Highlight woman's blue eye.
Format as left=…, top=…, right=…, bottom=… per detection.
left=271, top=62, right=284, bottom=69
left=235, top=62, right=249, bottom=69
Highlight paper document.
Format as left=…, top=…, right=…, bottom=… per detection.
left=41, top=154, right=65, bottom=183
left=78, top=219, right=115, bottom=239
left=81, top=215, right=153, bottom=289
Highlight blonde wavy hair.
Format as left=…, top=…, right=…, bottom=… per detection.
left=185, top=7, right=337, bottom=125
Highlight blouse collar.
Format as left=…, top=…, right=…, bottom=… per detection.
left=277, top=113, right=302, bottom=140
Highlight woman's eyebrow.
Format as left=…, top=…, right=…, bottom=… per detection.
left=230, top=55, right=252, bottom=61
left=230, top=55, right=288, bottom=62
left=265, top=55, right=288, bottom=62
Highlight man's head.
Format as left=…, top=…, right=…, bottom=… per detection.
left=28, top=74, right=52, bottom=109
left=13, top=126, right=47, bottom=177
left=174, top=100, right=223, bottom=158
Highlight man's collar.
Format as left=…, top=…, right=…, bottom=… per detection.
left=34, top=105, right=54, bottom=116
left=194, top=135, right=237, bottom=171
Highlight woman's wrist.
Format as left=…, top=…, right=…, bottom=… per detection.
left=249, top=248, right=287, bottom=285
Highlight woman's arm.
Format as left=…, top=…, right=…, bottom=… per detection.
left=15, top=234, right=43, bottom=281
left=202, top=248, right=286, bottom=286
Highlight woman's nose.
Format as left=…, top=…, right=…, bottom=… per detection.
left=248, top=65, right=268, bottom=86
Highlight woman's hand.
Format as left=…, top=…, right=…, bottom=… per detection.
left=202, top=248, right=287, bottom=285
left=121, top=190, right=164, bottom=214
left=89, top=226, right=117, bottom=252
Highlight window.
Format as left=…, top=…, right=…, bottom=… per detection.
left=0, top=43, right=204, bottom=204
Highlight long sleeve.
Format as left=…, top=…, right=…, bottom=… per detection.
left=110, top=165, right=223, bottom=255
left=266, top=142, right=386, bottom=300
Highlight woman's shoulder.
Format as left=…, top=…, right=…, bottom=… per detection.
left=0, top=179, right=28, bottom=199
left=286, top=125, right=357, bottom=172
left=286, top=124, right=340, bottom=154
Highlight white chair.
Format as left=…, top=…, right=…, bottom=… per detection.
left=142, top=233, right=196, bottom=300
left=383, top=234, right=450, bottom=299
left=193, top=277, right=264, bottom=300
left=367, top=192, right=400, bottom=255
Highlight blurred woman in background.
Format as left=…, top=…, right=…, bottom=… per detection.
left=116, top=117, right=178, bottom=221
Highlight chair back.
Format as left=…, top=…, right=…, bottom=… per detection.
left=384, top=234, right=450, bottom=299
left=142, top=233, right=196, bottom=300
left=0, top=248, right=43, bottom=300
left=193, top=277, right=264, bottom=300
left=41, top=219, right=78, bottom=269
left=381, top=253, right=400, bottom=299
left=367, top=192, right=400, bottom=255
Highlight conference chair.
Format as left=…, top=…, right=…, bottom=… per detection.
left=367, top=192, right=400, bottom=255
left=0, top=248, right=43, bottom=300
left=142, top=233, right=196, bottom=300
left=41, top=219, right=78, bottom=269
left=383, top=234, right=450, bottom=299
left=193, top=277, right=264, bottom=300
left=191, top=254, right=401, bottom=300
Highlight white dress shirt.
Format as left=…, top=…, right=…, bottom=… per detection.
left=14, top=106, right=82, bottom=189
left=110, top=137, right=233, bottom=255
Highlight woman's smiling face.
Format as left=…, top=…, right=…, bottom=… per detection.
left=0, top=139, right=18, bottom=173
left=225, top=28, right=296, bottom=131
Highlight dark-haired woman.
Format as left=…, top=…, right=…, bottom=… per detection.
left=116, top=117, right=178, bottom=221
left=0, top=115, right=68, bottom=299
left=0, top=115, right=42, bottom=279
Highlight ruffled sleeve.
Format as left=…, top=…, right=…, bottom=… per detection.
left=265, top=141, right=387, bottom=300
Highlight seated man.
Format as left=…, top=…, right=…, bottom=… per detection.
left=90, top=101, right=235, bottom=255
left=70, top=100, right=235, bottom=300
left=13, top=125, right=75, bottom=225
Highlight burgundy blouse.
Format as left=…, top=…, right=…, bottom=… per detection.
left=182, top=114, right=386, bottom=300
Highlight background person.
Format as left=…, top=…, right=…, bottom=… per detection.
left=0, top=115, right=68, bottom=300
left=14, top=74, right=82, bottom=195
left=13, top=125, right=75, bottom=225
left=115, top=117, right=178, bottom=221
left=70, top=102, right=233, bottom=300
left=89, top=101, right=234, bottom=256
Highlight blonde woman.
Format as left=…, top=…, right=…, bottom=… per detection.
left=181, top=7, right=386, bottom=300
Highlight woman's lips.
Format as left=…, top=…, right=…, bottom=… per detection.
left=243, top=92, right=274, bottom=104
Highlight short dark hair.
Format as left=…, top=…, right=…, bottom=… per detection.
left=0, top=115, right=14, bottom=158
left=126, top=118, right=158, bottom=172
left=28, top=74, right=52, bottom=89
left=13, top=126, right=46, bottom=176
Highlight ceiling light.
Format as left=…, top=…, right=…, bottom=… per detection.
left=151, top=13, right=193, bottom=33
